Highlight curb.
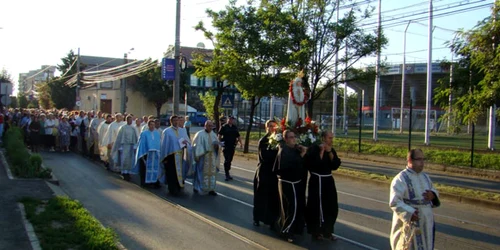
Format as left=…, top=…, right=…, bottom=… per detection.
left=0, top=149, right=14, bottom=179
left=334, top=172, right=500, bottom=211
left=18, top=203, right=42, bottom=250
left=0, top=149, right=60, bottom=185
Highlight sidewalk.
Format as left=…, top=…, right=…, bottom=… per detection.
left=0, top=158, right=54, bottom=250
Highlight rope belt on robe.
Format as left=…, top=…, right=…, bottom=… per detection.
left=310, top=172, right=332, bottom=226
left=278, top=178, right=301, bottom=234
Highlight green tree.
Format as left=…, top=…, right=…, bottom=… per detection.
left=0, top=68, right=13, bottom=83
left=267, top=0, right=385, bottom=117
left=132, top=62, right=172, bottom=118
left=47, top=50, right=77, bottom=109
left=17, top=92, right=28, bottom=108
left=194, top=0, right=293, bottom=152
left=198, top=90, right=224, bottom=121
left=35, top=82, right=53, bottom=109
left=435, top=4, right=500, bottom=128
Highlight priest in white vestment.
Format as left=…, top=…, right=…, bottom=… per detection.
left=102, top=113, right=126, bottom=172
left=111, top=115, right=138, bottom=181
left=192, top=120, right=220, bottom=196
left=97, top=114, right=113, bottom=165
left=88, top=111, right=103, bottom=160
left=178, top=116, right=194, bottom=180
left=390, top=149, right=440, bottom=250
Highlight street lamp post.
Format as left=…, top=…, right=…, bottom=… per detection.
left=401, top=21, right=411, bottom=134
left=120, top=48, right=134, bottom=114
left=173, top=0, right=181, bottom=115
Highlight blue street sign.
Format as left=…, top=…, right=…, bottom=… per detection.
left=221, top=94, right=234, bottom=108
left=161, top=58, right=175, bottom=80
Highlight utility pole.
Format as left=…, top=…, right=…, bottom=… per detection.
left=373, top=0, right=382, bottom=141
left=120, top=53, right=128, bottom=113
left=448, top=39, right=455, bottom=135
left=401, top=21, right=411, bottom=134
left=343, top=40, right=348, bottom=135
left=76, top=48, right=81, bottom=110
left=424, top=0, right=433, bottom=146
left=332, top=0, right=340, bottom=135
left=488, top=0, right=497, bottom=150
left=173, top=0, right=181, bottom=115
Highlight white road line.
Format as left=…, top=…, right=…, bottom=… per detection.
left=231, top=164, right=500, bottom=231
left=159, top=181, right=268, bottom=250
left=185, top=181, right=379, bottom=250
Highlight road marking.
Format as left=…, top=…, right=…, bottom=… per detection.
left=231, top=163, right=500, bottom=231
left=185, top=181, right=379, bottom=250
left=159, top=181, right=269, bottom=250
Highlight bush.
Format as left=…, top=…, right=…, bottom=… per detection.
left=3, top=127, right=52, bottom=178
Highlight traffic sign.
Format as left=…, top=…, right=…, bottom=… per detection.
left=221, top=94, right=234, bottom=108
left=75, top=101, right=81, bottom=107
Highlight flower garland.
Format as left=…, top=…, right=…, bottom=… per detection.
left=289, top=81, right=309, bottom=106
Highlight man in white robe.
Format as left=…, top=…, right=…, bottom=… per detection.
left=390, top=149, right=440, bottom=250
left=192, top=120, right=220, bottom=196
left=97, top=114, right=113, bottom=166
left=102, top=113, right=126, bottom=172
left=111, top=115, right=138, bottom=181
left=88, top=111, right=103, bottom=160
left=178, top=116, right=194, bottom=181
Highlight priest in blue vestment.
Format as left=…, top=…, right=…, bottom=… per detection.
left=134, top=120, right=162, bottom=188
left=160, top=115, right=189, bottom=195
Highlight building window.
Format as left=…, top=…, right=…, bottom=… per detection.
left=100, top=81, right=113, bottom=89
left=205, top=77, right=213, bottom=88
left=190, top=75, right=198, bottom=87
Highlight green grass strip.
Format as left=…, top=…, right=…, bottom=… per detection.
left=336, top=168, right=500, bottom=203
left=20, top=196, right=118, bottom=250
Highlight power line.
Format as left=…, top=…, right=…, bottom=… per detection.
left=361, top=2, right=492, bottom=30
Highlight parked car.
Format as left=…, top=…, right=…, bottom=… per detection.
left=189, top=112, right=208, bottom=126
left=160, top=114, right=171, bottom=126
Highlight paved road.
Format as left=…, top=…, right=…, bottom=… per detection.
left=40, top=150, right=500, bottom=250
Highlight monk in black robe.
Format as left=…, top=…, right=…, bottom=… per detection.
left=273, top=130, right=307, bottom=243
left=305, top=130, right=341, bottom=241
left=253, top=120, right=279, bottom=227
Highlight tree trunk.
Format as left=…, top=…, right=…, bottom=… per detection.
left=214, top=88, right=223, bottom=133
left=155, top=103, right=161, bottom=119
left=243, top=96, right=259, bottom=153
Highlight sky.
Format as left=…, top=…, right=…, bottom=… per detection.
left=0, top=0, right=494, bottom=94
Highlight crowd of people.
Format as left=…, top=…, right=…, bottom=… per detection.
left=1, top=108, right=440, bottom=248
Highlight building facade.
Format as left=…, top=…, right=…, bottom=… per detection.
left=18, top=65, right=56, bottom=94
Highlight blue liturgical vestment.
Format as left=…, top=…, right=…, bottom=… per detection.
left=160, top=127, right=185, bottom=187
left=133, top=129, right=162, bottom=183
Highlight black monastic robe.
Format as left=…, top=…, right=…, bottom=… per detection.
left=253, top=134, right=279, bottom=225
left=305, top=144, right=341, bottom=237
left=273, top=144, right=306, bottom=236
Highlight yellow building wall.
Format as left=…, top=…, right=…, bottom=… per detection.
left=78, top=78, right=192, bottom=118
